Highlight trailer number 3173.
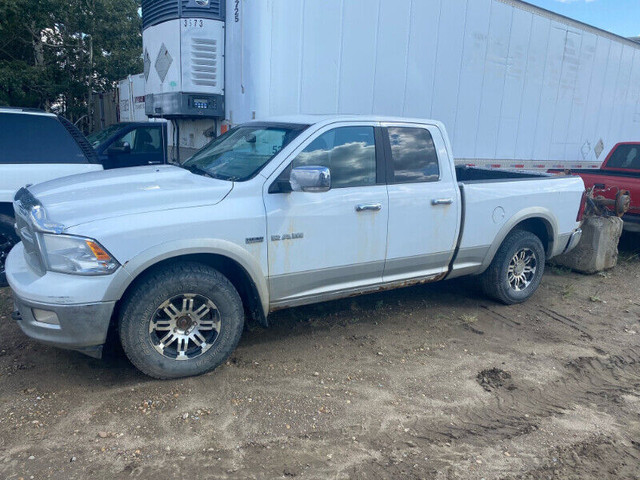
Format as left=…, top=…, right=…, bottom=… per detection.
left=184, top=19, right=204, bottom=27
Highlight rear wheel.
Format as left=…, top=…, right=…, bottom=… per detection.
left=480, top=230, right=545, bottom=305
left=119, top=263, right=245, bottom=379
left=0, top=214, right=19, bottom=287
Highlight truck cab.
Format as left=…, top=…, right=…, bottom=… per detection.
left=87, top=122, right=168, bottom=169
left=549, top=143, right=640, bottom=232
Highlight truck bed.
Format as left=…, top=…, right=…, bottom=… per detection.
left=448, top=170, right=585, bottom=279
left=455, top=165, right=551, bottom=183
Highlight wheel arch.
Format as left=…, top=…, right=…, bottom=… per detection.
left=479, top=209, right=557, bottom=273
left=108, top=242, right=269, bottom=328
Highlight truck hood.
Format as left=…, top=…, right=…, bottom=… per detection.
left=28, top=165, right=233, bottom=228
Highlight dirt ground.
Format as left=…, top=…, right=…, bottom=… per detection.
left=1, top=234, right=639, bottom=480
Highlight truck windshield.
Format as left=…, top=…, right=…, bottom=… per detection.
left=182, top=123, right=309, bottom=181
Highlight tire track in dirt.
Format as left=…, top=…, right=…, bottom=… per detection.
left=411, top=347, right=640, bottom=445
left=538, top=307, right=594, bottom=340
left=504, top=436, right=640, bottom=480
left=479, top=305, right=522, bottom=327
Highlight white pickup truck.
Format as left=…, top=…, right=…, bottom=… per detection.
left=7, top=116, right=584, bottom=378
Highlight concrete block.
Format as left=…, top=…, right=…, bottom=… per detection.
left=551, top=216, right=623, bottom=274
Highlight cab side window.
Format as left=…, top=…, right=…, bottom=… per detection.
left=292, top=126, right=377, bottom=188
left=133, top=127, right=161, bottom=153
left=116, top=127, right=162, bottom=153
left=387, top=127, right=439, bottom=183
left=118, top=130, right=135, bottom=148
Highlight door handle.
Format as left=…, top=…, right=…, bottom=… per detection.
left=431, top=198, right=453, bottom=206
left=356, top=203, right=382, bottom=212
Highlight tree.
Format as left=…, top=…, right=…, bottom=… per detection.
left=0, top=0, right=142, bottom=127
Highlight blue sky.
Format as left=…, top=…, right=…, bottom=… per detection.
left=525, top=0, right=640, bottom=38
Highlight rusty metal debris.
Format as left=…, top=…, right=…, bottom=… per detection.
left=584, top=186, right=631, bottom=218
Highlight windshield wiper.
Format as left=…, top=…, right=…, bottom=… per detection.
left=180, top=163, right=215, bottom=179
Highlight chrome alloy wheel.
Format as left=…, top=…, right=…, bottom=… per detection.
left=507, top=248, right=537, bottom=291
left=149, top=294, right=221, bottom=360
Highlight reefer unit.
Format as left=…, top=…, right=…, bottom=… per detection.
left=225, top=0, right=640, bottom=168
left=142, top=0, right=225, bottom=118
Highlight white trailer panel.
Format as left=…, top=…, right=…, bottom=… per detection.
left=118, top=74, right=148, bottom=122
left=225, top=0, right=640, bottom=168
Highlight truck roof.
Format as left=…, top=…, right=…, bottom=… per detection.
left=256, top=114, right=446, bottom=130
left=0, top=107, right=55, bottom=117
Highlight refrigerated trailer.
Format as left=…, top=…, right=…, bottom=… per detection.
left=142, top=0, right=640, bottom=168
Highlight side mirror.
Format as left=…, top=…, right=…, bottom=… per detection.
left=290, top=166, right=331, bottom=193
left=107, top=141, right=131, bottom=156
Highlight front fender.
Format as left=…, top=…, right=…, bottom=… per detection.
left=104, top=238, right=269, bottom=316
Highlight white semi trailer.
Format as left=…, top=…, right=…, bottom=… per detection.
left=142, top=0, right=640, bottom=168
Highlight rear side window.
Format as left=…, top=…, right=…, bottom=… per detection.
left=0, top=113, right=88, bottom=164
left=292, top=126, right=377, bottom=188
left=606, top=144, right=640, bottom=170
left=387, top=127, right=439, bottom=183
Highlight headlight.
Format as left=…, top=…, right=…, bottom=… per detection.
left=40, top=234, right=119, bottom=275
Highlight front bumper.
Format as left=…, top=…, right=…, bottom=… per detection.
left=7, top=242, right=120, bottom=357
left=12, top=294, right=115, bottom=357
left=621, top=214, right=640, bottom=233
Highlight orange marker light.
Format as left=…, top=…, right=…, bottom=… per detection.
left=85, top=240, right=111, bottom=261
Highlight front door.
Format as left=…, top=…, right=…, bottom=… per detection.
left=105, top=126, right=164, bottom=169
left=264, top=123, right=388, bottom=306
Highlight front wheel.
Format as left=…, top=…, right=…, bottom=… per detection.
left=480, top=230, right=545, bottom=305
left=119, top=263, right=245, bottom=379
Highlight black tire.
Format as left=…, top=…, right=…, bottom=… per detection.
left=119, top=262, right=245, bottom=379
left=0, top=214, right=19, bottom=287
left=480, top=230, right=545, bottom=305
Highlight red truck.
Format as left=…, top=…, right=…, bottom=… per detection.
left=550, top=142, right=640, bottom=232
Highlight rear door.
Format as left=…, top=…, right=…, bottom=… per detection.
left=382, top=123, right=461, bottom=282
left=263, top=122, right=389, bottom=306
